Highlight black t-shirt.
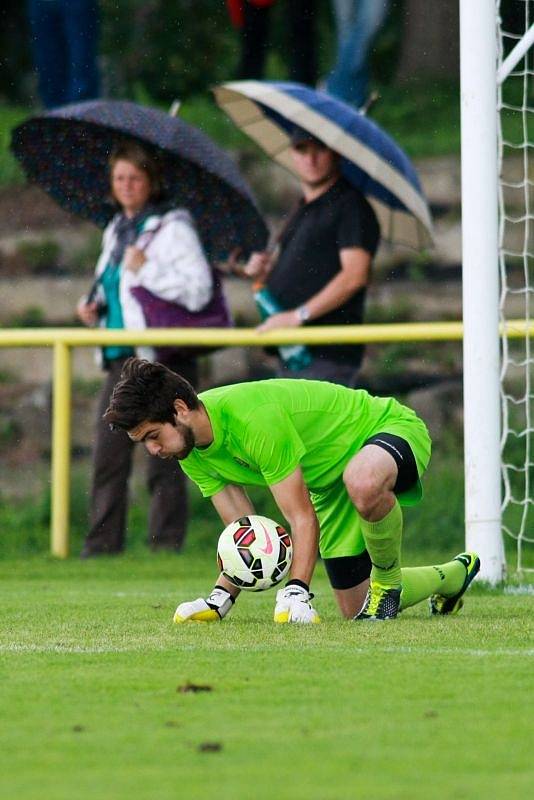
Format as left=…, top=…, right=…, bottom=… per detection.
left=266, top=178, right=380, bottom=366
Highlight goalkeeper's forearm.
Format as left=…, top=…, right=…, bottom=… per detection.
left=286, top=512, right=320, bottom=587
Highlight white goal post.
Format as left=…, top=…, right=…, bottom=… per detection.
left=460, top=0, right=534, bottom=583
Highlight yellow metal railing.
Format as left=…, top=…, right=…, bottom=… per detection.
left=1, top=320, right=532, bottom=557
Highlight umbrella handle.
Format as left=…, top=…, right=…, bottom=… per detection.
left=86, top=278, right=100, bottom=305
left=359, top=90, right=380, bottom=116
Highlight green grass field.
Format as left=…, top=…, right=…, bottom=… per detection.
left=1, top=549, right=533, bottom=800
left=1, top=451, right=532, bottom=798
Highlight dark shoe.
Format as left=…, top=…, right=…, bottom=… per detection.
left=429, top=552, right=481, bottom=615
left=149, top=541, right=183, bottom=553
left=354, top=582, right=401, bottom=620
left=80, top=546, right=122, bottom=559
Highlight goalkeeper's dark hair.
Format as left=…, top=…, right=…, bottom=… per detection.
left=104, top=357, right=200, bottom=431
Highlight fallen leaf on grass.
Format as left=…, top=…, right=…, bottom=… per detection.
left=177, top=682, right=213, bottom=693
left=198, top=742, right=222, bottom=753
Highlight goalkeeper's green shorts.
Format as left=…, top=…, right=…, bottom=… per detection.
left=311, top=422, right=431, bottom=560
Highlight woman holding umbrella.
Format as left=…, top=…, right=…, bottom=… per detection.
left=12, top=99, right=267, bottom=557
left=77, top=141, right=214, bottom=557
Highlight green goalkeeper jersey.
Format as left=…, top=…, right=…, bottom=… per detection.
left=181, top=379, right=431, bottom=506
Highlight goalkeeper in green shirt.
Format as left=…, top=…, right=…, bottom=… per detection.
left=105, top=358, right=480, bottom=623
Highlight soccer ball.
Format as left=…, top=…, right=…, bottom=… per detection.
left=217, top=515, right=293, bottom=592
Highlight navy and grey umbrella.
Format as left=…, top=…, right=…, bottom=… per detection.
left=11, top=99, right=268, bottom=259
left=214, top=81, right=433, bottom=250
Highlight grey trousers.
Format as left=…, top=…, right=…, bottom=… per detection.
left=276, top=357, right=361, bottom=388
left=83, top=357, right=197, bottom=554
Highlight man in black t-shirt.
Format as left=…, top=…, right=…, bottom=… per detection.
left=244, top=127, right=380, bottom=386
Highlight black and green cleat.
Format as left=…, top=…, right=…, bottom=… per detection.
left=429, top=552, right=481, bottom=616
left=354, top=583, right=401, bottom=620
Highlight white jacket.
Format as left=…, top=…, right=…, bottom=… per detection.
left=92, top=208, right=213, bottom=363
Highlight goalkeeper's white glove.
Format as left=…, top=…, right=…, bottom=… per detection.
left=274, top=583, right=320, bottom=624
left=173, top=586, right=234, bottom=624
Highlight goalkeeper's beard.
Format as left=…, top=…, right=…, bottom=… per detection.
left=172, top=420, right=195, bottom=460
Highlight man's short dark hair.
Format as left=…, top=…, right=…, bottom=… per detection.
left=289, top=125, right=324, bottom=148
left=104, top=358, right=200, bottom=431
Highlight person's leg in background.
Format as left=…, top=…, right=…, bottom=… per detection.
left=82, top=360, right=134, bottom=556
left=27, top=0, right=68, bottom=108
left=287, top=0, right=317, bottom=86
left=146, top=454, right=189, bottom=551
left=61, top=0, right=100, bottom=103
left=331, top=0, right=353, bottom=48
left=238, top=0, right=272, bottom=79
left=327, top=0, right=389, bottom=107
left=145, top=357, right=199, bottom=552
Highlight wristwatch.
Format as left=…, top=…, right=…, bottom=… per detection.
left=296, top=304, right=310, bottom=324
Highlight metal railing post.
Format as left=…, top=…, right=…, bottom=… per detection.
left=51, top=341, right=72, bottom=558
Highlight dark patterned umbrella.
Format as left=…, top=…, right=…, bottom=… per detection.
left=11, top=99, right=268, bottom=259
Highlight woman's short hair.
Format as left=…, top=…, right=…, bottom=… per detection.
left=104, top=358, right=200, bottom=431
left=109, top=141, right=165, bottom=203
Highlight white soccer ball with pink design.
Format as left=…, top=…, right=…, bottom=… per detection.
left=217, top=515, right=293, bottom=592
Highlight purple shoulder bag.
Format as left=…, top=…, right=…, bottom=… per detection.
left=129, top=219, right=233, bottom=363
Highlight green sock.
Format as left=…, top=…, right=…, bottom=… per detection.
left=360, top=499, right=403, bottom=588
left=400, top=559, right=466, bottom=610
